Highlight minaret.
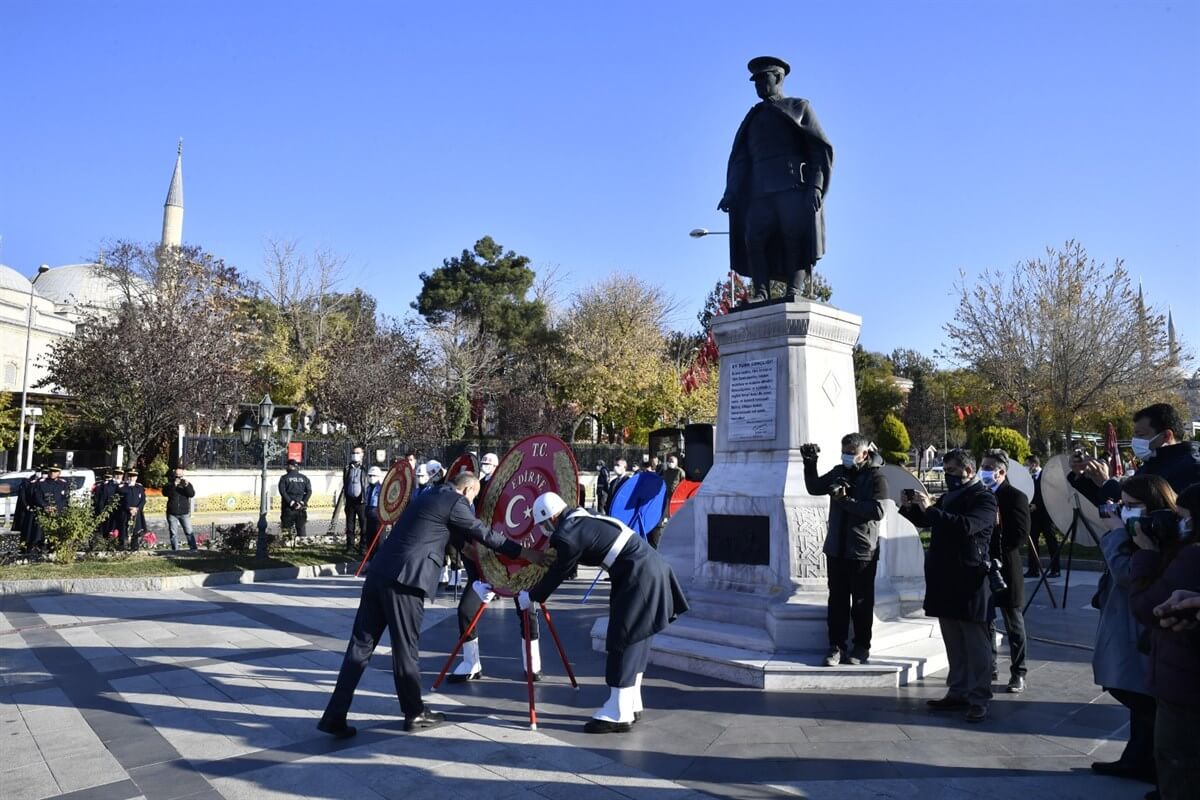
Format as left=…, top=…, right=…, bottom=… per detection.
left=1168, top=308, right=1179, bottom=368
left=160, top=139, right=183, bottom=248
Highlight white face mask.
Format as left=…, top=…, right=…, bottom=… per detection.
left=368, top=475, right=381, bottom=485
left=1121, top=506, right=1143, bottom=523
left=841, top=453, right=859, bottom=469
left=481, top=463, right=496, bottom=477
left=667, top=461, right=678, bottom=470
left=1130, top=435, right=1157, bottom=460
left=352, top=452, right=363, bottom=463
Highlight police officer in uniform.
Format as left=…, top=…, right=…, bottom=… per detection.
left=279, top=459, right=312, bottom=537
left=29, top=464, right=70, bottom=551
left=317, top=472, right=544, bottom=738
left=93, top=468, right=123, bottom=541
left=515, top=492, right=689, bottom=733
left=12, top=466, right=42, bottom=543
left=118, top=469, right=147, bottom=550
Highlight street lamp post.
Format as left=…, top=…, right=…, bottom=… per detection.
left=16, top=264, right=51, bottom=471
left=238, top=395, right=294, bottom=559
left=688, top=229, right=735, bottom=307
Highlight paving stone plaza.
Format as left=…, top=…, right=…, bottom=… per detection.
left=1, top=527, right=1153, bottom=800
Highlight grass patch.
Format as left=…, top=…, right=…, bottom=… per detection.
left=0, top=546, right=354, bottom=582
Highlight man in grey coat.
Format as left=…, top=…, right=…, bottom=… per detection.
left=802, top=433, right=888, bottom=666
left=318, top=473, right=544, bottom=738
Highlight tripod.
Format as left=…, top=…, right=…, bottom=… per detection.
left=1027, top=495, right=1104, bottom=611
left=1021, top=530, right=1060, bottom=614
left=432, top=598, right=578, bottom=730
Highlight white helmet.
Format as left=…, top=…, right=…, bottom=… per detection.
left=532, top=492, right=568, bottom=526
left=425, top=460, right=444, bottom=479
left=367, top=466, right=383, bottom=477
left=481, top=452, right=499, bottom=467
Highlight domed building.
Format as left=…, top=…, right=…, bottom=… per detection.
left=1, top=142, right=184, bottom=408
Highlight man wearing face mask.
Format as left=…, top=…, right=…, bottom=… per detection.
left=660, top=455, right=685, bottom=499
left=1130, top=403, right=1200, bottom=494
left=802, top=433, right=889, bottom=666
left=279, top=460, right=312, bottom=538
left=606, top=459, right=629, bottom=515
left=1024, top=456, right=1061, bottom=578
left=362, top=465, right=384, bottom=550
left=980, top=450, right=1031, bottom=693
left=901, top=449, right=998, bottom=723
left=1067, top=450, right=1122, bottom=508
left=342, top=446, right=369, bottom=554
left=515, top=491, right=689, bottom=733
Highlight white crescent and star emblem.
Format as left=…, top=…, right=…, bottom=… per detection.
left=504, top=494, right=531, bottom=530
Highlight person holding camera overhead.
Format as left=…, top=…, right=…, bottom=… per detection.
left=1091, top=473, right=1178, bottom=789
left=900, top=449, right=998, bottom=723
left=1128, top=483, right=1200, bottom=800
left=162, top=466, right=197, bottom=551
left=979, top=450, right=1031, bottom=693
left=802, top=433, right=888, bottom=667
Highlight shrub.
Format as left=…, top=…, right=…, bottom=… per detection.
left=214, top=522, right=277, bottom=555
left=36, top=495, right=119, bottom=564
left=971, top=426, right=1031, bottom=463
left=876, top=413, right=911, bottom=465
left=143, top=456, right=169, bottom=490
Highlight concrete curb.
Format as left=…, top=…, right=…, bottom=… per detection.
left=0, top=560, right=361, bottom=597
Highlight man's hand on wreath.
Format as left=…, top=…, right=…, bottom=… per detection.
left=471, top=581, right=496, bottom=603
left=516, top=591, right=532, bottom=611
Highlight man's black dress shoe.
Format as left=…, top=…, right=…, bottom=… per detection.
left=405, top=710, right=446, bottom=732
left=584, top=718, right=633, bottom=734
left=316, top=720, right=357, bottom=739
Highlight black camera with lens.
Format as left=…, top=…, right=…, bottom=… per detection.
left=1134, top=509, right=1183, bottom=548
left=988, top=558, right=1008, bottom=595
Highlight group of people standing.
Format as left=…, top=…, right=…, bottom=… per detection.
left=11, top=464, right=71, bottom=552
left=90, top=467, right=150, bottom=550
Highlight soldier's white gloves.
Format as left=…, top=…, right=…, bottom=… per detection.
left=517, top=590, right=532, bottom=611
left=471, top=581, right=496, bottom=603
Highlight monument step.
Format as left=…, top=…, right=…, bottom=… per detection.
left=589, top=615, right=948, bottom=690
left=655, top=615, right=776, bottom=653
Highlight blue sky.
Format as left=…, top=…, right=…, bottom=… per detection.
left=2, top=1, right=1197, bottom=360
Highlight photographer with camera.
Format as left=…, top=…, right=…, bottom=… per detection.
left=979, top=450, right=1030, bottom=693
left=802, top=434, right=888, bottom=667
left=1068, top=449, right=1122, bottom=508
left=900, top=448, right=997, bottom=722
left=279, top=459, right=312, bottom=538
left=1128, top=483, right=1200, bottom=800
left=162, top=466, right=197, bottom=551
left=1091, top=474, right=1178, bottom=787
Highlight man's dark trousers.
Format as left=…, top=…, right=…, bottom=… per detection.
left=345, top=498, right=367, bottom=552
left=990, top=603, right=1028, bottom=678
left=826, top=555, right=877, bottom=651
left=321, top=572, right=425, bottom=725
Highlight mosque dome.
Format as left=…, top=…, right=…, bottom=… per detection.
left=36, top=263, right=124, bottom=309
left=0, top=264, right=36, bottom=295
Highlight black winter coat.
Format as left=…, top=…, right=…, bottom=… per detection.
left=1138, top=441, right=1200, bottom=495
left=367, top=485, right=520, bottom=597
left=528, top=508, right=689, bottom=650
left=278, top=472, right=312, bottom=507
left=989, top=481, right=1030, bottom=609
left=901, top=480, right=997, bottom=622
left=162, top=479, right=195, bottom=516
left=804, top=451, right=889, bottom=561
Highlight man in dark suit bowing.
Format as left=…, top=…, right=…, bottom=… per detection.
left=980, top=449, right=1031, bottom=693
left=317, top=472, right=544, bottom=738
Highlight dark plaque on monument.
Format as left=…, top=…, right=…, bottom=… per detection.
left=707, top=514, right=770, bottom=565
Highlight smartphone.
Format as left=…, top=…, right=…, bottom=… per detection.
left=903, top=489, right=916, bottom=502
left=1098, top=501, right=1118, bottom=519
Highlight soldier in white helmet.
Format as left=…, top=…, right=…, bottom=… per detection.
left=515, top=491, right=690, bottom=733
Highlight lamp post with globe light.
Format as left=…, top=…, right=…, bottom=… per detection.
left=237, top=395, right=295, bottom=558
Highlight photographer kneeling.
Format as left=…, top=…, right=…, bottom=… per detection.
left=1129, top=483, right=1200, bottom=800
left=900, top=449, right=997, bottom=722
left=802, top=434, right=888, bottom=667
left=1092, top=474, right=1177, bottom=787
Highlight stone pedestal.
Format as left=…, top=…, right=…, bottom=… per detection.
left=590, top=301, right=943, bottom=688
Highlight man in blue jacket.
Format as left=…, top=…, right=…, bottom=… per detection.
left=318, top=473, right=544, bottom=738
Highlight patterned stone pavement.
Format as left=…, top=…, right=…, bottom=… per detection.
left=0, top=554, right=1152, bottom=800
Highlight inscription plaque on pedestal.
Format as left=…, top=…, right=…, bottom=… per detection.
left=707, top=514, right=770, bottom=565
left=728, top=357, right=777, bottom=441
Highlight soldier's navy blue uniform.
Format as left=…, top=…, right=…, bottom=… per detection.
left=528, top=508, right=689, bottom=688
left=29, top=476, right=69, bottom=549
left=117, top=480, right=147, bottom=550
left=320, top=485, right=522, bottom=730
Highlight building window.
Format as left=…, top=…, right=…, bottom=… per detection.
left=3, top=362, right=17, bottom=387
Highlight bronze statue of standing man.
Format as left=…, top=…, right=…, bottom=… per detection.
left=719, top=56, right=833, bottom=304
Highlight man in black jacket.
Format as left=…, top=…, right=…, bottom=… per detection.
left=29, top=465, right=69, bottom=551
left=518, top=492, right=689, bottom=734
left=162, top=466, right=197, bottom=551
left=980, top=450, right=1031, bottom=693
left=93, top=468, right=121, bottom=541
left=318, top=473, right=542, bottom=738
left=1023, top=456, right=1060, bottom=578
left=803, top=433, right=889, bottom=667
left=900, top=449, right=998, bottom=723
left=278, top=460, right=311, bottom=538
left=342, top=446, right=369, bottom=553
left=1131, top=403, right=1200, bottom=493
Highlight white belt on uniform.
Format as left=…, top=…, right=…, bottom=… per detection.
left=601, top=528, right=635, bottom=570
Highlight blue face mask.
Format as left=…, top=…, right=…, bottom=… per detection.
left=979, top=470, right=997, bottom=487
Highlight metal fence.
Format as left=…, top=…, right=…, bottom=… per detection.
left=182, top=436, right=647, bottom=471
